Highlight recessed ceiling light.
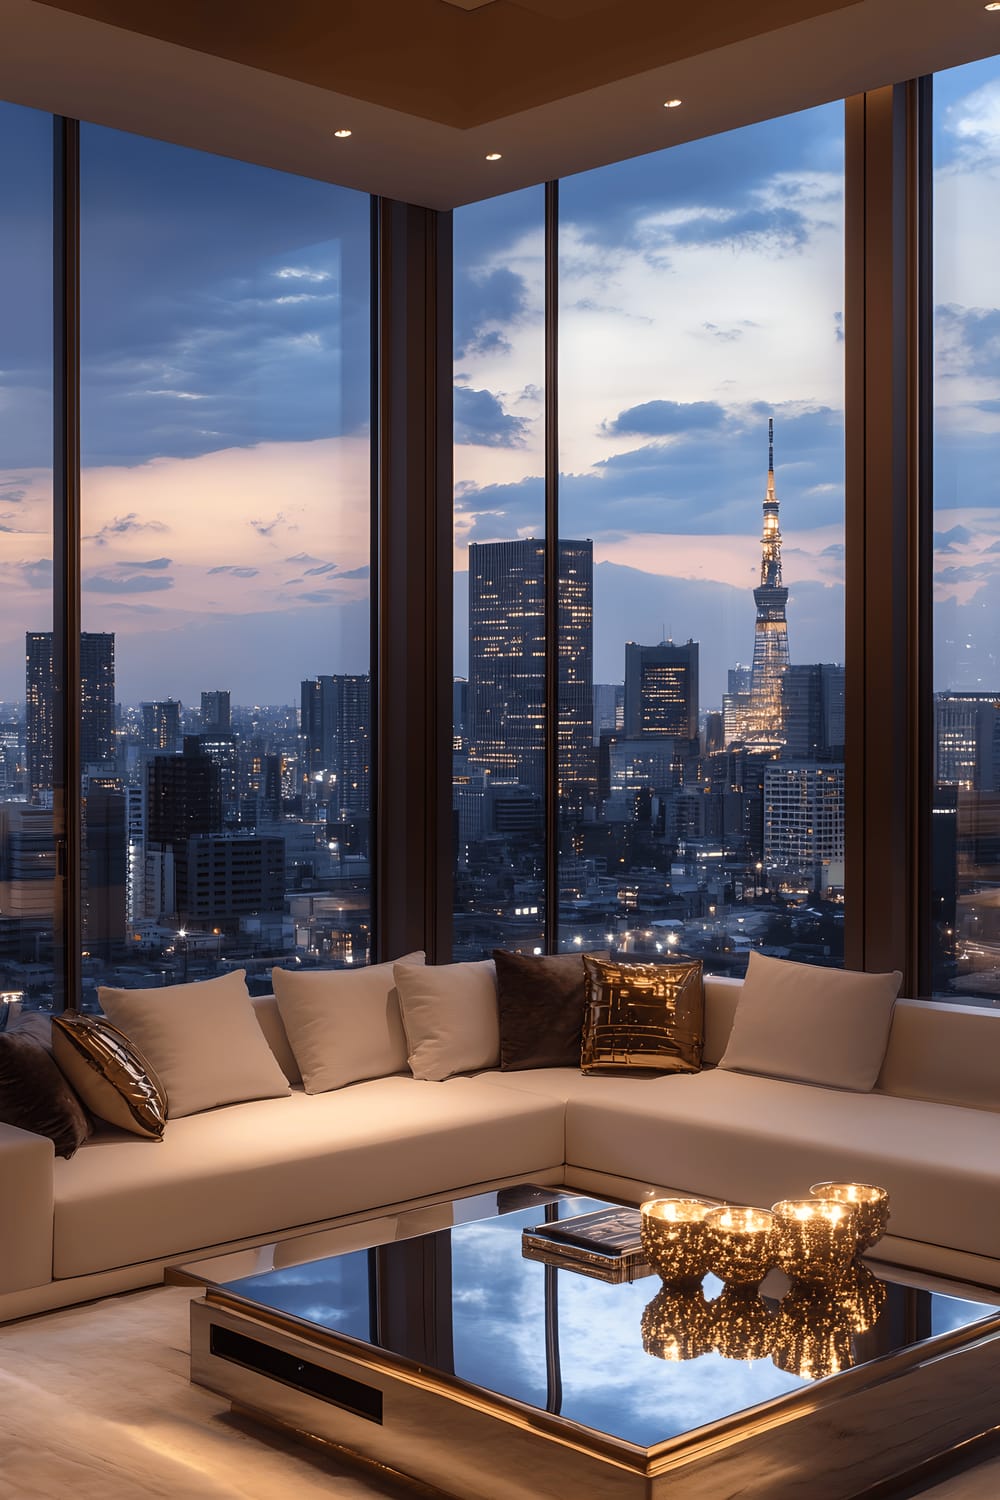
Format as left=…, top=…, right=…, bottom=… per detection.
left=333, top=128, right=352, bottom=138
left=663, top=98, right=683, bottom=109
left=986, top=3, right=1000, bottom=10
left=485, top=152, right=502, bottom=161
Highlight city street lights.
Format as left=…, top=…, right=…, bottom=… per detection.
left=177, top=927, right=188, bottom=984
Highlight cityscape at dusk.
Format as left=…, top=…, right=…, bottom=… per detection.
left=0, top=54, right=997, bottom=1009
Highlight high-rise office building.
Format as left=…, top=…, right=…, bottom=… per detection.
left=764, top=761, right=845, bottom=889
left=26, top=631, right=115, bottom=801
left=623, top=639, right=699, bottom=742
left=935, top=692, right=1000, bottom=791
left=299, top=675, right=371, bottom=816
left=140, top=700, right=182, bottom=755
left=146, top=745, right=222, bottom=920
left=740, top=422, right=790, bottom=748
left=467, top=538, right=594, bottom=798
left=185, top=833, right=285, bottom=930
left=593, top=683, right=624, bottom=745
left=782, top=665, right=846, bottom=759
left=200, top=690, right=231, bottom=735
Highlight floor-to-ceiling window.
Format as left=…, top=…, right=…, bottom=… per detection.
left=72, top=128, right=370, bottom=1000
left=931, top=57, right=1000, bottom=1006
left=452, top=188, right=546, bottom=960
left=0, top=103, right=54, bottom=1016
left=557, top=105, right=845, bottom=973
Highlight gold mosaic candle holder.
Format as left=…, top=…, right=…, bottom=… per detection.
left=703, top=1205, right=776, bottom=1285
left=809, top=1181, right=890, bottom=1252
left=640, top=1283, right=715, bottom=1362
left=771, top=1197, right=858, bottom=1285
left=834, top=1260, right=887, bottom=1335
left=771, top=1285, right=857, bottom=1380
left=640, top=1198, right=714, bottom=1284
left=710, top=1285, right=775, bottom=1362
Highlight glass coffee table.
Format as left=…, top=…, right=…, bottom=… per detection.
left=174, top=1186, right=1000, bottom=1500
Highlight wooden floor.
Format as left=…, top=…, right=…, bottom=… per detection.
left=1, top=1286, right=997, bottom=1500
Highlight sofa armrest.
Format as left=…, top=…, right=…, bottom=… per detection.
left=0, top=1122, right=54, bottom=1294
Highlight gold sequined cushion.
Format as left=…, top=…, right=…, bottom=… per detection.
left=581, top=955, right=704, bottom=1074
left=51, top=1012, right=167, bottom=1139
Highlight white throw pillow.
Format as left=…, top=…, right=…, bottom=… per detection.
left=393, top=960, right=499, bottom=1081
left=272, top=952, right=425, bottom=1094
left=99, top=969, right=291, bottom=1118
left=718, top=950, right=902, bottom=1092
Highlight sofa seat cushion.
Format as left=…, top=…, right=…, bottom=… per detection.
left=563, top=1068, right=1000, bottom=1262
left=51, top=1077, right=565, bottom=1279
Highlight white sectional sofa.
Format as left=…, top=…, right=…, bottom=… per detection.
left=3, top=975, right=999, bottom=1322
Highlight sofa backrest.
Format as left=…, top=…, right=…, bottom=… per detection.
left=876, top=997, right=1000, bottom=1112
left=703, top=975, right=742, bottom=1065
left=254, top=973, right=1000, bottom=1112
left=703, top=974, right=1000, bottom=1113
left=251, top=994, right=302, bottom=1085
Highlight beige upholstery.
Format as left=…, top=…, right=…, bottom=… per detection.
left=877, top=998, right=1000, bottom=1112
left=701, top=976, right=742, bottom=1065
left=251, top=995, right=301, bottom=1085
left=0, top=1122, right=54, bottom=1294
left=562, top=1067, right=1000, bottom=1260
left=51, top=1076, right=564, bottom=1278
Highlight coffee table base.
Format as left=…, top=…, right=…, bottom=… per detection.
left=191, top=1290, right=1000, bottom=1500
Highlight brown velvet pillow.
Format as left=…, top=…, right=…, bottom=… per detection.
left=0, top=1024, right=92, bottom=1158
left=494, top=949, right=591, bottom=1070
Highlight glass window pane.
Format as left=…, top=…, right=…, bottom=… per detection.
left=453, top=188, right=546, bottom=960
left=0, top=104, right=54, bottom=1020
left=932, top=57, right=1000, bottom=1005
left=558, top=106, right=846, bottom=974
left=80, top=127, right=370, bottom=1000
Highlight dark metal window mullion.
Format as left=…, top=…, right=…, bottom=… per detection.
left=911, top=75, right=934, bottom=998
left=544, top=181, right=559, bottom=954
left=52, top=116, right=82, bottom=1013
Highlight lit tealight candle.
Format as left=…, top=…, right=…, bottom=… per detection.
left=640, top=1198, right=714, bottom=1282
left=771, top=1198, right=858, bottom=1285
left=704, top=1205, right=776, bottom=1284
left=810, top=1182, right=890, bottom=1251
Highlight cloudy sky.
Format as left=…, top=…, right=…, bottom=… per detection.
left=1, top=55, right=998, bottom=707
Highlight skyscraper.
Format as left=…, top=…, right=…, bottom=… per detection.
left=26, top=631, right=115, bottom=801
left=467, top=538, right=594, bottom=798
left=782, top=664, right=846, bottom=759
left=200, top=690, right=231, bottom=735
left=140, top=700, right=182, bottom=754
left=299, top=674, right=371, bottom=816
left=623, top=639, right=699, bottom=742
left=146, top=744, right=222, bottom=921
left=741, top=421, right=790, bottom=748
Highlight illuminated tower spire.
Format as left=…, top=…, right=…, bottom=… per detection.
left=744, top=418, right=790, bottom=747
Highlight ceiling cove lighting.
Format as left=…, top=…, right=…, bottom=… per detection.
left=485, top=151, right=502, bottom=161
left=663, top=98, right=683, bottom=109
left=333, top=128, right=352, bottom=138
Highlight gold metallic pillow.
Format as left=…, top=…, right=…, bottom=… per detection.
left=51, top=1012, right=167, bottom=1139
left=581, top=955, right=704, bottom=1074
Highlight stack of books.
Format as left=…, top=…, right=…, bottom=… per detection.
left=521, top=1206, right=653, bottom=1283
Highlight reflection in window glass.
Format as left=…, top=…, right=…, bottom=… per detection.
left=558, top=105, right=846, bottom=974
left=0, top=104, right=54, bottom=1019
left=453, top=189, right=546, bottom=960
left=932, top=58, right=1000, bottom=1006
left=79, top=127, right=370, bottom=1001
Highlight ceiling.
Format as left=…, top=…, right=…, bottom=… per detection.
left=1, top=0, right=999, bottom=208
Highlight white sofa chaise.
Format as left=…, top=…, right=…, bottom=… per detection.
left=2, top=976, right=999, bottom=1322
